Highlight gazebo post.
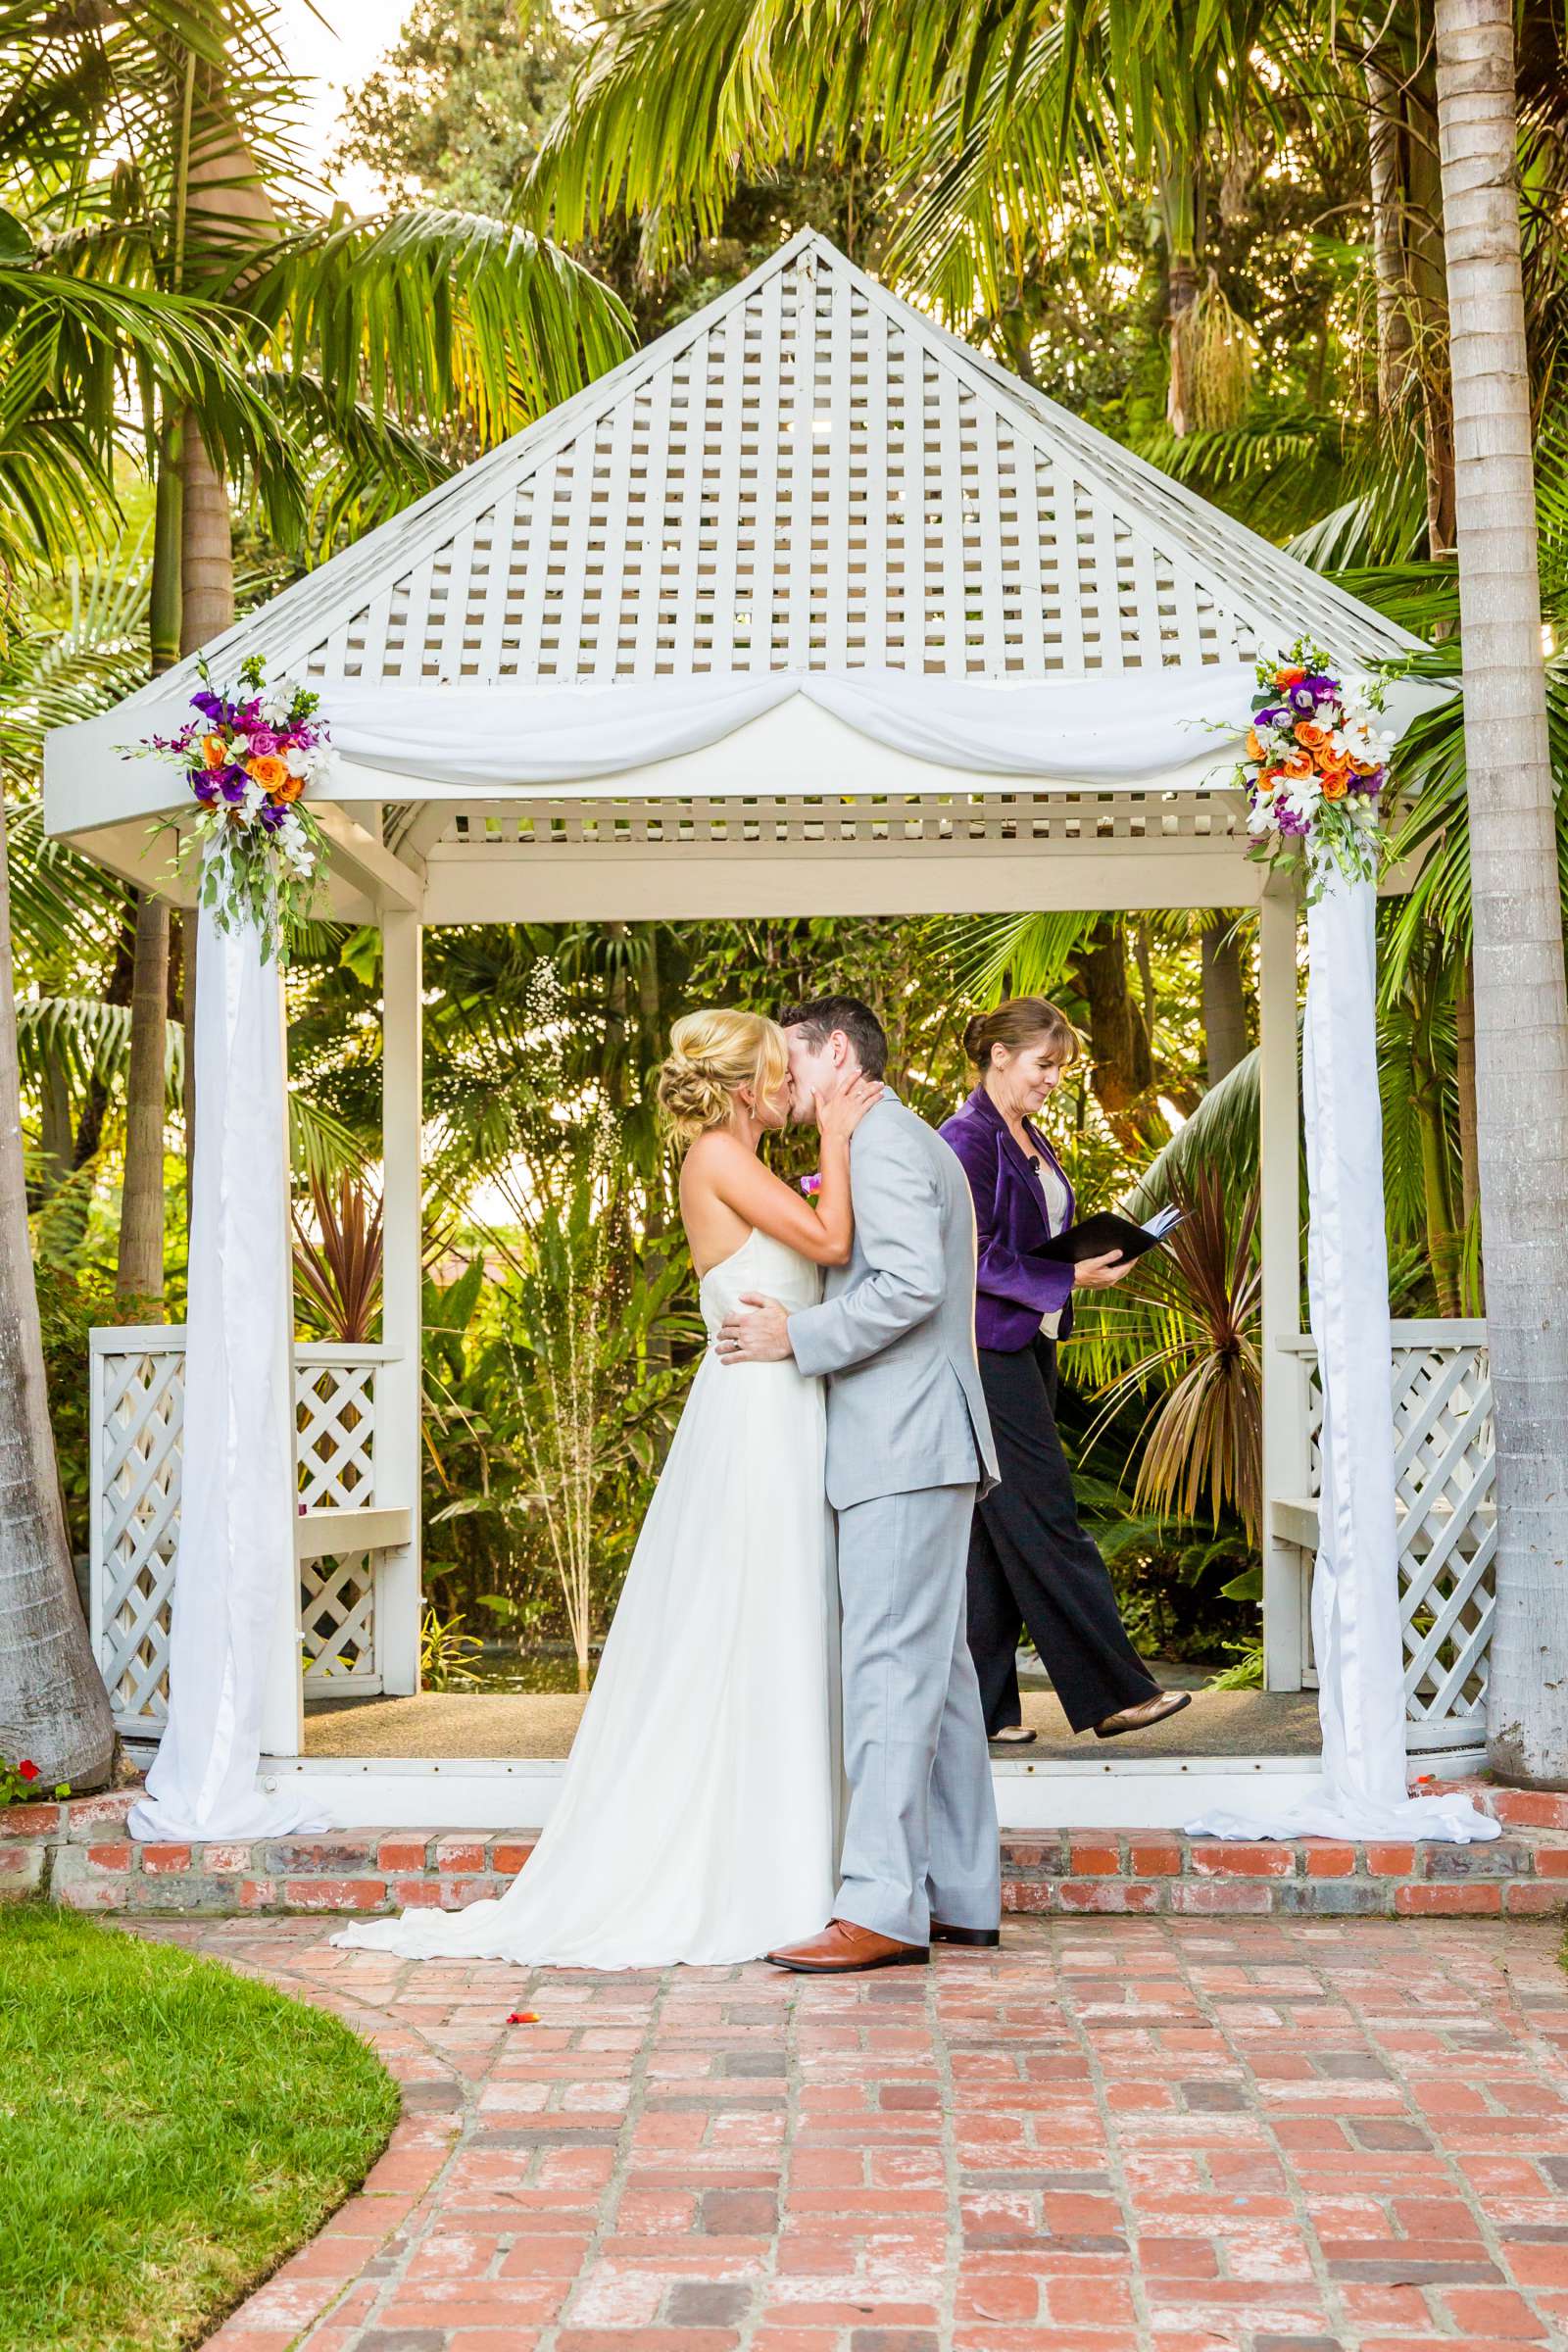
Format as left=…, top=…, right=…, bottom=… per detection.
left=377, top=907, right=423, bottom=1695
left=1258, top=874, right=1308, bottom=1690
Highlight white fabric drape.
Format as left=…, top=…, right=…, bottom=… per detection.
left=1189, top=871, right=1496, bottom=1843
left=127, top=902, right=322, bottom=1841
left=255, top=668, right=1259, bottom=789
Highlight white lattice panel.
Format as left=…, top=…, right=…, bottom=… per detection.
left=432, top=787, right=1247, bottom=859
left=1293, top=1322, right=1495, bottom=1753
left=122, top=233, right=1413, bottom=726
left=88, top=1329, right=395, bottom=1733
left=296, top=1349, right=378, bottom=1507
left=301, top=1550, right=380, bottom=1691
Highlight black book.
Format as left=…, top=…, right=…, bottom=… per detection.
left=1036, top=1205, right=1185, bottom=1266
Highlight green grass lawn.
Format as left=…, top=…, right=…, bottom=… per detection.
left=0, top=1904, right=399, bottom=2352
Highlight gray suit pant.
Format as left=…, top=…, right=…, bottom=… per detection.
left=834, top=1483, right=1002, bottom=1946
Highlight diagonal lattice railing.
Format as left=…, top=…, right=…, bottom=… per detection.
left=89, top=1327, right=401, bottom=1733
left=1283, top=1320, right=1495, bottom=1756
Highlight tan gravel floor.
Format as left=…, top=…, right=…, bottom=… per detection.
left=301, top=1683, right=1320, bottom=1761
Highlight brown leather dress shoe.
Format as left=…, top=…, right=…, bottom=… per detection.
left=1094, top=1690, right=1193, bottom=1740
left=764, top=1919, right=929, bottom=1973
left=930, top=1921, right=1002, bottom=1947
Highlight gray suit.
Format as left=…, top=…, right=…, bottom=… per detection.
left=789, top=1095, right=1003, bottom=1944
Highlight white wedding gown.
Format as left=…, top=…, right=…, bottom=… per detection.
left=332, top=1229, right=839, bottom=1968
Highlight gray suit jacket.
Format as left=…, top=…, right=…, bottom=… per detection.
left=788, top=1094, right=1000, bottom=1510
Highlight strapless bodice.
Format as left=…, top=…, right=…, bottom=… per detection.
left=698, top=1229, right=822, bottom=1338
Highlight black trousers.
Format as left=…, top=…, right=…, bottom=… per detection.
left=968, top=1337, right=1160, bottom=1735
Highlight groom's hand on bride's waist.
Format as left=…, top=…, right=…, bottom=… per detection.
left=717, top=1294, right=794, bottom=1364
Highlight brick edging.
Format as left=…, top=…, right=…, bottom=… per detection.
left=3, top=1779, right=1565, bottom=1921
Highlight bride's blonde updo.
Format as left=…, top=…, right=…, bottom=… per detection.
left=657, top=1008, right=789, bottom=1151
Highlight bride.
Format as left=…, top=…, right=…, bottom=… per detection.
left=333, top=1007, right=880, bottom=1970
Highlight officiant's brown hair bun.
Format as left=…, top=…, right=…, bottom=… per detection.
left=658, top=1009, right=790, bottom=1150
left=963, top=998, right=1082, bottom=1071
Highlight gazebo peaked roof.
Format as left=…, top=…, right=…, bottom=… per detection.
left=47, top=228, right=1428, bottom=923
left=123, top=227, right=1414, bottom=702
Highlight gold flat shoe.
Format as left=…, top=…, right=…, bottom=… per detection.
left=1094, top=1690, right=1193, bottom=1740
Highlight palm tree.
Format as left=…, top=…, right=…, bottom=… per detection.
left=0, top=779, right=117, bottom=1790
left=1435, top=0, right=1568, bottom=1785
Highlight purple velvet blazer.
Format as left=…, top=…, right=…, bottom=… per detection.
left=939, top=1085, right=1077, bottom=1354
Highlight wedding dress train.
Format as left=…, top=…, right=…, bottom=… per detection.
left=332, top=1228, right=838, bottom=1968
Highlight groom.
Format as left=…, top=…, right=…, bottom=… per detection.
left=717, top=996, right=1003, bottom=1972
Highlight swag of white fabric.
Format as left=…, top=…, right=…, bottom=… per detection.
left=127, top=900, right=323, bottom=1841
left=1188, top=871, right=1495, bottom=1845
left=211, top=666, right=1260, bottom=791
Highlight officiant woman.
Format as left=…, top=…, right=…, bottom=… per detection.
left=941, top=1000, right=1192, bottom=1744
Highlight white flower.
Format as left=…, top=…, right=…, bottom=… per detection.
left=283, top=744, right=310, bottom=776
left=240, top=777, right=265, bottom=820
left=259, top=694, right=292, bottom=727
left=1247, top=801, right=1276, bottom=836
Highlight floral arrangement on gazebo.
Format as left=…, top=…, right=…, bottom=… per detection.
left=136, top=654, right=334, bottom=960
left=1238, top=638, right=1395, bottom=897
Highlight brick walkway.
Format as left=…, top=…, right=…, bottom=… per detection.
left=122, top=1913, right=1568, bottom=2352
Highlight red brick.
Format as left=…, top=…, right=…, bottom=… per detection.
left=1533, top=1844, right=1568, bottom=1876
left=1057, top=1879, right=1159, bottom=1912
left=492, top=1841, right=537, bottom=1874
left=1504, top=1882, right=1568, bottom=1914
left=1364, top=1841, right=1418, bottom=1874
left=200, top=1842, right=260, bottom=1873
left=1189, top=1840, right=1294, bottom=1877
left=0, top=1801, right=61, bottom=1837
left=434, top=1837, right=488, bottom=1872
left=1302, top=1840, right=1357, bottom=1877
left=1485, top=1788, right=1568, bottom=1830
left=1128, top=1838, right=1183, bottom=1876
left=238, top=1881, right=278, bottom=1910
left=141, top=1843, right=192, bottom=1873
left=1066, top=1836, right=1121, bottom=1876
left=376, top=1837, right=429, bottom=1871
left=280, top=1877, right=387, bottom=1911
left=85, top=1842, right=131, bottom=1871
left=391, top=1878, right=446, bottom=1906
left=1167, top=1880, right=1273, bottom=1914
left=1395, top=1881, right=1503, bottom=1915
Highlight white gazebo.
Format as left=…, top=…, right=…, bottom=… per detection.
left=45, top=231, right=1497, bottom=1834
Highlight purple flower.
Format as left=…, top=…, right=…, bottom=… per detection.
left=245, top=725, right=279, bottom=757
left=191, top=771, right=220, bottom=805
left=191, top=690, right=227, bottom=723
left=258, top=799, right=288, bottom=831
left=220, top=767, right=249, bottom=804
left=1289, top=685, right=1318, bottom=713
left=1253, top=706, right=1285, bottom=727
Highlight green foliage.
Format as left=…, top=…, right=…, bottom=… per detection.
left=419, top=1600, right=484, bottom=1690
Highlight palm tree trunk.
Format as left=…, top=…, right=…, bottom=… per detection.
left=0, top=791, right=117, bottom=1788
left=116, top=443, right=183, bottom=1302
left=1366, top=62, right=1416, bottom=418
left=1435, top=0, right=1568, bottom=1785
left=116, top=890, right=171, bottom=1301
left=1455, top=953, right=1481, bottom=1230
left=176, top=416, right=233, bottom=1236
left=1200, top=916, right=1249, bottom=1085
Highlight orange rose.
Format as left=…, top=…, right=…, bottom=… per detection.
left=1294, top=720, right=1328, bottom=750
left=1255, top=769, right=1281, bottom=797
left=1246, top=726, right=1265, bottom=759
left=1316, top=746, right=1350, bottom=775
left=1282, top=751, right=1313, bottom=779
left=271, top=771, right=305, bottom=803
left=202, top=734, right=227, bottom=767
left=246, top=753, right=288, bottom=793
left=1276, top=666, right=1304, bottom=687
left=1321, top=773, right=1349, bottom=802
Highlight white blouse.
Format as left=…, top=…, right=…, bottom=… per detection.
left=1032, top=1149, right=1071, bottom=1341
